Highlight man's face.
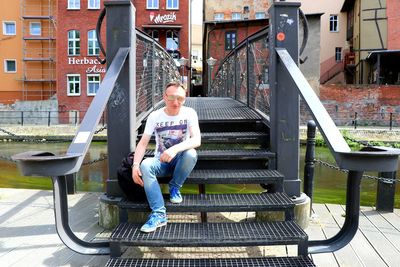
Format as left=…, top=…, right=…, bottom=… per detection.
left=163, top=85, right=186, bottom=113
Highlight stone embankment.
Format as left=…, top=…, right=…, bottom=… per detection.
left=0, top=125, right=399, bottom=143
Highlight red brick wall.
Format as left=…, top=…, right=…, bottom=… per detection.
left=57, top=1, right=106, bottom=117
left=57, top=1, right=189, bottom=117
left=134, top=0, right=189, bottom=59
left=316, top=84, right=400, bottom=126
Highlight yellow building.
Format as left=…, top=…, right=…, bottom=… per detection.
left=0, top=0, right=56, bottom=104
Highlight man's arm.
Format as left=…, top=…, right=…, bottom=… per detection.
left=132, top=134, right=151, bottom=187
left=160, top=124, right=201, bottom=163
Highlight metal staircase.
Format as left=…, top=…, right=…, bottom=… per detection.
left=106, top=97, right=315, bottom=266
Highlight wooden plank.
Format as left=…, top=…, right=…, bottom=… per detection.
left=307, top=204, right=339, bottom=266
left=325, top=204, right=364, bottom=267
left=355, top=206, right=399, bottom=266
left=359, top=207, right=400, bottom=266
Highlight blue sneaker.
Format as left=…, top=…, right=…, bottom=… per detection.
left=169, top=186, right=183, bottom=204
left=140, top=213, right=167, bottom=233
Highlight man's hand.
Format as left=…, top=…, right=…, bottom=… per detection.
left=132, top=166, right=144, bottom=187
left=160, top=148, right=177, bottom=163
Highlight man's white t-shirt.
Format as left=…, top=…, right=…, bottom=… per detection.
left=143, top=106, right=199, bottom=158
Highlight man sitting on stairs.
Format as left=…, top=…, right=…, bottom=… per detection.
left=132, top=81, right=201, bottom=233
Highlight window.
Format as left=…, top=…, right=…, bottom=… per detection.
left=147, top=30, right=159, bottom=42
left=30, top=22, right=41, bottom=36
left=67, top=74, right=81, bottom=96
left=147, top=0, right=159, bottom=9
left=255, top=12, right=265, bottom=19
left=87, top=74, right=101, bottom=95
left=88, top=30, right=99, bottom=55
left=214, top=13, right=224, bottom=21
left=88, top=0, right=100, bottom=9
left=232, top=12, right=241, bottom=20
left=3, top=21, right=16, bottom=35
left=192, top=50, right=199, bottom=62
left=330, top=15, right=339, bottom=32
left=166, top=30, right=179, bottom=51
left=68, top=30, right=80, bottom=55
left=335, top=47, right=342, bottom=62
left=4, top=60, right=16, bottom=73
left=166, top=0, right=179, bottom=9
left=68, top=0, right=80, bottom=9
left=225, top=31, right=236, bottom=50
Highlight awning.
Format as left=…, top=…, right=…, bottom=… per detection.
left=142, top=24, right=182, bottom=29
left=367, top=50, right=400, bottom=61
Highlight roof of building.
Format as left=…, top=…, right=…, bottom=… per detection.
left=341, top=0, right=355, bottom=12
left=366, top=50, right=400, bottom=61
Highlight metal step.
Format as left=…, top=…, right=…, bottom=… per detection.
left=144, top=149, right=275, bottom=160
left=110, top=221, right=308, bottom=256
left=119, top=193, right=294, bottom=220
left=140, top=131, right=268, bottom=144
left=154, top=169, right=284, bottom=185
left=106, top=256, right=316, bottom=267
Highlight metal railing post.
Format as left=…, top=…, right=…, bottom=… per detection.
left=389, top=112, right=393, bottom=130
left=376, top=171, right=396, bottom=212
left=354, top=112, right=358, bottom=129
left=105, top=0, right=136, bottom=197
left=21, top=111, right=24, bottom=126
left=48, top=111, right=51, bottom=126
left=304, top=120, right=316, bottom=215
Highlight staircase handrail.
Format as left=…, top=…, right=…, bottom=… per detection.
left=276, top=48, right=400, bottom=254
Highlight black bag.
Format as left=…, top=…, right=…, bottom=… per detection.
left=117, top=152, right=147, bottom=201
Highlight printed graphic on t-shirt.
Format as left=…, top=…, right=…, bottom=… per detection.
left=156, top=124, right=187, bottom=153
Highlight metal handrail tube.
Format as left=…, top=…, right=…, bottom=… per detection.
left=276, top=47, right=400, bottom=254
left=12, top=47, right=130, bottom=255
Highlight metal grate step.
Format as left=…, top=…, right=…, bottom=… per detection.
left=145, top=149, right=275, bottom=160
left=119, top=192, right=294, bottom=217
left=154, top=169, right=284, bottom=185
left=141, top=131, right=268, bottom=144
left=106, top=256, right=316, bottom=267
left=110, top=221, right=307, bottom=248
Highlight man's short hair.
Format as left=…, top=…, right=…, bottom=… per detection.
left=165, top=81, right=186, bottom=92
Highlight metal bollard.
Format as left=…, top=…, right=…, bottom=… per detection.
left=304, top=120, right=316, bottom=215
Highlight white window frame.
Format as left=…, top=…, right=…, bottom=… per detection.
left=166, top=0, right=179, bottom=10
left=330, top=15, right=339, bottom=32
left=255, top=12, right=265, bottom=19
left=4, top=59, right=17, bottom=73
left=214, top=13, right=224, bottom=21
left=29, top=22, right=41, bottom=36
left=68, top=0, right=80, bottom=10
left=166, top=30, right=179, bottom=51
left=68, top=30, right=80, bottom=56
left=88, top=0, right=100, bottom=9
left=3, top=21, right=16, bottom=35
left=88, top=30, right=99, bottom=56
left=67, top=74, right=81, bottom=96
left=146, top=0, right=159, bottom=9
left=87, top=74, right=101, bottom=96
left=232, top=12, right=241, bottom=20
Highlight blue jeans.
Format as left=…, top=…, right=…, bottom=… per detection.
left=140, top=149, right=198, bottom=215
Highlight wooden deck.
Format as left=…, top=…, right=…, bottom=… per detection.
left=1, top=188, right=400, bottom=266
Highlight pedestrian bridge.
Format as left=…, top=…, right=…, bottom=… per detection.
left=12, top=1, right=400, bottom=266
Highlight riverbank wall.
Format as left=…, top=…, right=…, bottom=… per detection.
left=0, top=125, right=400, bottom=143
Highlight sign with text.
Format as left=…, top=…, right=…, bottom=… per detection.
left=68, top=57, right=105, bottom=74
left=150, top=12, right=177, bottom=24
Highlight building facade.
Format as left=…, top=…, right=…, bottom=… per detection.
left=57, top=0, right=190, bottom=115
left=0, top=0, right=56, bottom=104
left=341, top=0, right=400, bottom=85
left=203, top=0, right=269, bottom=96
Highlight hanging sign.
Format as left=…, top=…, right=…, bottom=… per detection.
left=150, top=12, right=177, bottom=24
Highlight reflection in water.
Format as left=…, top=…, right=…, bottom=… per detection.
left=0, top=142, right=108, bottom=192
left=0, top=142, right=399, bottom=207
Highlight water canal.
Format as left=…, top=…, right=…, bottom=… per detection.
left=0, top=142, right=399, bottom=208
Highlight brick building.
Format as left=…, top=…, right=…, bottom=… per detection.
left=0, top=0, right=56, bottom=104
left=57, top=0, right=190, bottom=116
left=203, top=0, right=269, bottom=96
